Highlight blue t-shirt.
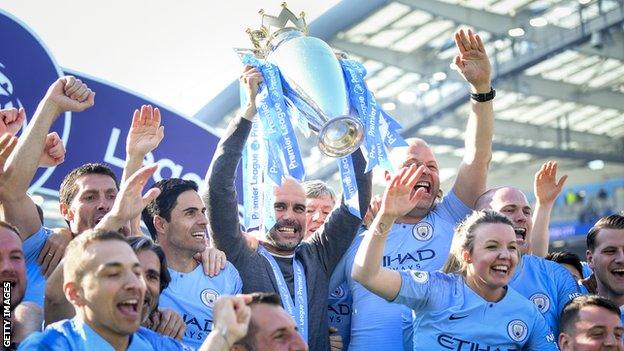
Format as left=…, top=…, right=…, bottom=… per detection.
left=394, top=271, right=558, bottom=351
left=509, top=255, right=580, bottom=337
left=159, top=262, right=242, bottom=349
left=342, top=191, right=471, bottom=351
left=23, top=226, right=51, bottom=307
left=18, top=317, right=191, bottom=350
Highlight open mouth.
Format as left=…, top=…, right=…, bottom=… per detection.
left=191, top=231, right=206, bottom=239
left=611, top=268, right=624, bottom=278
left=413, top=181, right=432, bottom=195
left=514, top=227, right=526, bottom=241
left=277, top=226, right=298, bottom=237
left=117, top=298, right=139, bottom=317
left=491, top=265, right=510, bottom=274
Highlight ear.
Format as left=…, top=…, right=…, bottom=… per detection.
left=153, top=215, right=167, bottom=236
left=586, top=249, right=594, bottom=269
left=64, top=282, right=84, bottom=306
left=558, top=332, right=570, bottom=350
left=384, top=170, right=392, bottom=182
left=59, top=203, right=73, bottom=222
left=462, top=249, right=472, bottom=264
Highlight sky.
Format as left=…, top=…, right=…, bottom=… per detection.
left=1, top=0, right=339, bottom=116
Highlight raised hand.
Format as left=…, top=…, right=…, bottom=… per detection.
left=212, top=295, right=252, bottom=346
left=0, top=108, right=25, bottom=136
left=380, top=164, right=427, bottom=219
left=44, top=76, right=95, bottom=114
left=239, top=66, right=263, bottom=121
left=96, top=164, right=160, bottom=232
left=126, top=105, right=165, bottom=159
left=534, top=161, right=568, bottom=205
left=453, top=29, right=491, bottom=92
left=39, top=132, right=65, bottom=167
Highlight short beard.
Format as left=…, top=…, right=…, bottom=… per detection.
left=266, top=219, right=303, bottom=252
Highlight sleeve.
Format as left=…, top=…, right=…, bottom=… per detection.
left=525, top=313, right=558, bottom=351
left=18, top=330, right=69, bottom=350
left=307, top=150, right=372, bottom=273
left=553, top=261, right=581, bottom=330
left=23, top=226, right=49, bottom=265
left=436, top=190, right=472, bottom=224
left=392, top=270, right=453, bottom=311
left=231, top=264, right=243, bottom=294
left=203, top=116, right=255, bottom=265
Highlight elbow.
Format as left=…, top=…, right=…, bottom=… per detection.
left=351, top=265, right=367, bottom=285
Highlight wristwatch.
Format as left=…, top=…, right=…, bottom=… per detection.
left=470, top=87, right=496, bottom=102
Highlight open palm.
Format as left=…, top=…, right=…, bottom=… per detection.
left=126, top=105, right=165, bottom=157
left=381, top=164, right=427, bottom=218
left=453, top=29, right=491, bottom=89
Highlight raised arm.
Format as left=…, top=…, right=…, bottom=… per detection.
left=203, top=67, right=262, bottom=261
left=352, top=164, right=426, bottom=300
left=450, top=29, right=494, bottom=208
left=122, top=105, right=164, bottom=235
left=0, top=77, right=94, bottom=240
left=531, top=161, right=567, bottom=257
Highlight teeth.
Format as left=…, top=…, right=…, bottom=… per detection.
left=192, top=232, right=205, bottom=237
left=415, top=181, right=430, bottom=187
left=612, top=268, right=624, bottom=273
left=279, top=227, right=295, bottom=233
left=492, top=265, right=508, bottom=272
left=121, top=299, right=138, bottom=305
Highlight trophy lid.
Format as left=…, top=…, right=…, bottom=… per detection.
left=241, top=3, right=308, bottom=59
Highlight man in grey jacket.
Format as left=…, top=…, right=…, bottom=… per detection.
left=204, top=66, right=371, bottom=351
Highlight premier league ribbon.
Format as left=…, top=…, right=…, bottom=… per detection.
left=340, top=59, right=407, bottom=172
left=258, top=245, right=308, bottom=342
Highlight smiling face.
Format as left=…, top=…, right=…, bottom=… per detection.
left=390, top=140, right=440, bottom=219
left=249, top=303, right=308, bottom=351
left=0, top=227, right=26, bottom=308
left=480, top=187, right=532, bottom=254
left=266, top=178, right=306, bottom=254
left=560, top=305, right=624, bottom=351
left=588, top=228, right=624, bottom=303
left=61, top=174, right=118, bottom=234
left=159, top=190, right=208, bottom=256
left=305, top=194, right=334, bottom=239
left=464, top=222, right=519, bottom=300
left=136, top=249, right=161, bottom=324
left=70, top=240, right=146, bottom=342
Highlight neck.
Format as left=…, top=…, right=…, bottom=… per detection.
left=464, top=274, right=506, bottom=302
left=262, top=241, right=295, bottom=256
left=82, top=315, right=130, bottom=351
left=597, top=281, right=624, bottom=306
left=160, top=242, right=199, bottom=273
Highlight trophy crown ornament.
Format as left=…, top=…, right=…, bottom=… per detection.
left=245, top=3, right=308, bottom=59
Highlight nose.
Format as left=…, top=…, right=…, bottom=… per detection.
left=98, top=196, right=113, bottom=212
left=603, top=330, right=618, bottom=346
left=0, top=256, right=15, bottom=274
left=125, top=270, right=146, bottom=294
left=614, top=249, right=624, bottom=264
left=498, top=248, right=511, bottom=260
left=291, top=332, right=309, bottom=351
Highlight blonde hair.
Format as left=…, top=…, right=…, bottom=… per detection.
left=441, top=210, right=515, bottom=274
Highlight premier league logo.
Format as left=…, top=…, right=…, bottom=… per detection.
left=507, top=320, right=528, bottom=342
left=412, top=222, right=433, bottom=241
left=200, top=289, right=219, bottom=308
left=530, top=293, right=550, bottom=313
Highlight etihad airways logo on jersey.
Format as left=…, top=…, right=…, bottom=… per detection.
left=183, top=313, right=213, bottom=341
left=437, top=334, right=520, bottom=350
left=382, top=249, right=435, bottom=270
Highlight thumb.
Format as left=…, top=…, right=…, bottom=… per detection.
left=142, top=188, right=161, bottom=206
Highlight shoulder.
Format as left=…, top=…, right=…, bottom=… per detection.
left=19, top=325, right=71, bottom=350
left=23, top=226, right=51, bottom=252
left=136, top=327, right=191, bottom=351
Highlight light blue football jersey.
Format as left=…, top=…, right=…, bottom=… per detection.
left=343, top=191, right=471, bottom=351
left=394, top=270, right=558, bottom=351
left=23, top=226, right=51, bottom=307
left=159, top=262, right=242, bottom=349
left=18, top=317, right=191, bottom=350
left=509, top=255, right=580, bottom=337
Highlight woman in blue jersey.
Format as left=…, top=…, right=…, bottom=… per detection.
left=352, top=164, right=558, bottom=350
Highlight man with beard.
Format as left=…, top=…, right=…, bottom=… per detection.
left=204, top=65, right=372, bottom=351
left=142, top=178, right=242, bottom=349
left=476, top=186, right=580, bottom=336
left=584, top=214, right=624, bottom=318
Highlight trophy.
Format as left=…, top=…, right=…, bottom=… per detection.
left=242, top=3, right=364, bottom=157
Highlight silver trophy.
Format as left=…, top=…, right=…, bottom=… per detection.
left=241, top=3, right=364, bottom=157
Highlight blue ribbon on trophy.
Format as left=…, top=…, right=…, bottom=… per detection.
left=238, top=4, right=406, bottom=223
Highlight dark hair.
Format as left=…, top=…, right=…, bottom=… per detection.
left=545, top=251, right=583, bottom=279
left=0, top=220, right=21, bottom=241
left=586, top=214, right=624, bottom=252
left=141, top=178, right=198, bottom=240
left=126, top=236, right=171, bottom=292
left=234, top=293, right=282, bottom=351
left=560, top=295, right=621, bottom=335
left=59, top=163, right=119, bottom=205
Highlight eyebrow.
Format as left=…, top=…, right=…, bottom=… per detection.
left=98, top=262, right=141, bottom=272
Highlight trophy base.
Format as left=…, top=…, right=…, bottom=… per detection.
left=318, top=116, right=364, bottom=158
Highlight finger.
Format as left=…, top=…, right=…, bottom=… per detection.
left=410, top=187, right=427, bottom=203
left=175, top=321, right=185, bottom=340
left=76, top=88, right=90, bottom=103
left=153, top=107, right=161, bottom=127
left=65, top=79, right=83, bottom=96
left=145, top=105, right=154, bottom=125
left=37, top=240, right=52, bottom=265
left=207, top=251, right=216, bottom=277
left=3, top=109, right=17, bottom=124
left=142, top=188, right=161, bottom=207
left=556, top=175, right=568, bottom=190
left=0, top=135, right=17, bottom=160
left=40, top=244, right=54, bottom=276
left=459, top=29, right=471, bottom=52
left=63, top=76, right=77, bottom=94
left=128, top=164, right=158, bottom=188
left=155, top=313, right=170, bottom=334
left=220, top=253, right=226, bottom=270
left=475, top=34, right=485, bottom=53
left=454, top=31, right=465, bottom=54
left=131, top=109, right=141, bottom=129
left=405, top=165, right=426, bottom=189
left=85, top=91, right=95, bottom=107
left=157, top=126, right=165, bottom=143
left=46, top=248, right=64, bottom=278
left=139, top=105, right=148, bottom=125
left=468, top=29, right=478, bottom=49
